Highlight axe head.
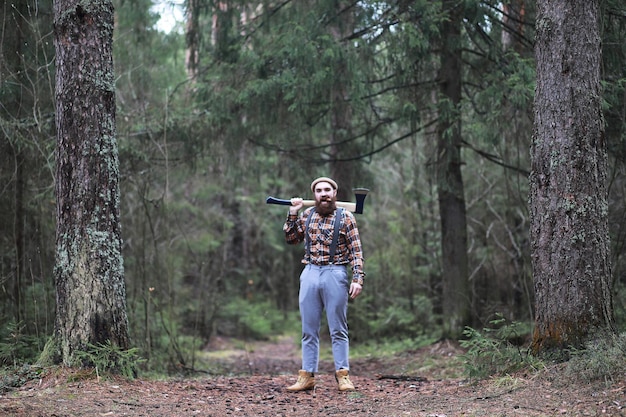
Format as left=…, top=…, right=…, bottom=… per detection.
left=353, top=188, right=369, bottom=214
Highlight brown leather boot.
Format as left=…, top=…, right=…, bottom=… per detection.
left=286, top=370, right=315, bottom=392
left=335, top=369, right=355, bottom=391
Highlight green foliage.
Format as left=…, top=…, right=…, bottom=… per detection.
left=149, top=332, right=205, bottom=376
left=565, top=333, right=626, bottom=385
left=612, top=283, right=626, bottom=331
left=460, top=314, right=542, bottom=380
left=219, top=299, right=297, bottom=340
left=0, top=321, right=43, bottom=366
left=74, top=341, right=144, bottom=379
left=1, top=0, right=624, bottom=380
left=36, top=337, right=61, bottom=368
left=352, top=337, right=433, bottom=358
left=369, top=296, right=437, bottom=340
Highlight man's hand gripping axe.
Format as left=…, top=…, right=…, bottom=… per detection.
left=266, top=188, right=369, bottom=214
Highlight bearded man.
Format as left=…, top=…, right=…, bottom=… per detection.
left=283, top=177, right=365, bottom=392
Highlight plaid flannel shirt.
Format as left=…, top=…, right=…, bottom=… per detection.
left=284, top=207, right=365, bottom=280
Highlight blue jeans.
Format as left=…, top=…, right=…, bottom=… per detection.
left=298, top=264, right=350, bottom=372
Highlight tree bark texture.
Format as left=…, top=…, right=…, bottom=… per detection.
left=53, top=0, right=130, bottom=365
left=437, top=0, right=471, bottom=337
left=530, top=0, right=614, bottom=352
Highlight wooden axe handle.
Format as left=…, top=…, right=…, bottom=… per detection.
left=266, top=196, right=357, bottom=212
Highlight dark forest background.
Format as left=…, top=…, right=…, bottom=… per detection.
left=1, top=0, right=625, bottom=374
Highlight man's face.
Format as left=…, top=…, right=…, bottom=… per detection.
left=314, top=181, right=336, bottom=202
left=314, top=181, right=337, bottom=215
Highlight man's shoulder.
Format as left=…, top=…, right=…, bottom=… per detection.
left=302, top=207, right=316, bottom=221
left=339, top=207, right=357, bottom=222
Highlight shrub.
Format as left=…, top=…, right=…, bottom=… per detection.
left=460, top=314, right=542, bottom=380
left=74, top=340, right=144, bottom=379
left=566, top=333, right=626, bottom=385
left=0, top=321, right=43, bottom=366
left=218, top=299, right=296, bottom=340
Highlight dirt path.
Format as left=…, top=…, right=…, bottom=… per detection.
left=2, top=338, right=626, bottom=416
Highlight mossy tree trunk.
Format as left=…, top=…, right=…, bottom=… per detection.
left=52, top=0, right=130, bottom=365
left=530, top=0, right=615, bottom=353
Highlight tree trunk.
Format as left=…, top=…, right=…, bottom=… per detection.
left=437, top=0, right=471, bottom=337
left=328, top=1, right=358, bottom=198
left=530, top=0, right=614, bottom=353
left=186, top=0, right=200, bottom=80
left=2, top=0, right=30, bottom=325
left=53, top=0, right=130, bottom=365
left=501, top=0, right=527, bottom=53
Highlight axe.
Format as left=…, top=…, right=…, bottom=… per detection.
left=266, top=188, right=369, bottom=214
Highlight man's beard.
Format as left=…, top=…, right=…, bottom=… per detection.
left=315, top=196, right=337, bottom=216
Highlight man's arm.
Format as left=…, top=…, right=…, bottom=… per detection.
left=283, top=212, right=304, bottom=244
left=344, top=211, right=364, bottom=299
left=283, top=198, right=307, bottom=245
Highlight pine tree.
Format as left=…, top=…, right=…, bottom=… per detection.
left=530, top=0, right=615, bottom=352
left=51, top=0, right=130, bottom=365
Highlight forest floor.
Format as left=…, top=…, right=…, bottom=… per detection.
left=1, top=335, right=626, bottom=416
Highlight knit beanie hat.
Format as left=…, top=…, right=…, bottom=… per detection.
left=310, top=177, right=338, bottom=192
